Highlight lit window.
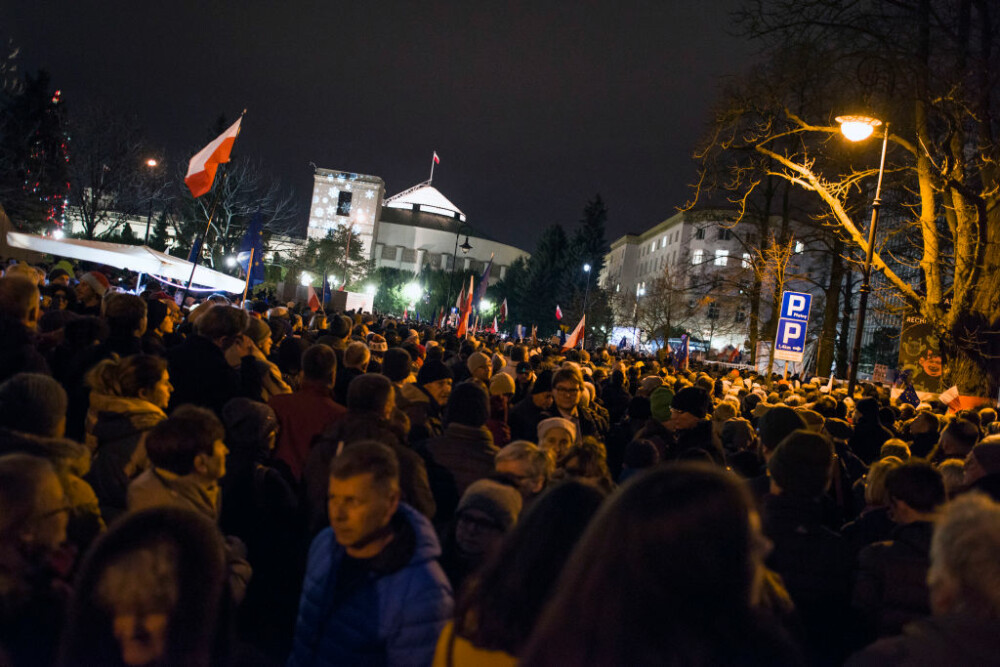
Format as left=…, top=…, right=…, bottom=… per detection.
left=692, top=249, right=704, bottom=265
left=715, top=250, right=729, bottom=266
left=795, top=241, right=805, bottom=254
left=742, top=253, right=751, bottom=268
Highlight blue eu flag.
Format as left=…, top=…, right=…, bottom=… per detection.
left=237, top=210, right=266, bottom=286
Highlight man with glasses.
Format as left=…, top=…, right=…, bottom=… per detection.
left=550, top=367, right=605, bottom=445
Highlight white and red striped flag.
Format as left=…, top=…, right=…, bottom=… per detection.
left=555, top=304, right=562, bottom=321
left=562, top=314, right=585, bottom=350
left=185, top=117, right=242, bottom=198
left=433, top=151, right=440, bottom=164
left=492, top=317, right=498, bottom=333
left=939, top=385, right=961, bottom=411
left=307, top=286, right=321, bottom=312
left=499, top=298, right=508, bottom=324
left=457, top=275, right=474, bottom=337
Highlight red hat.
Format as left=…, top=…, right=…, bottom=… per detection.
left=81, top=271, right=111, bottom=296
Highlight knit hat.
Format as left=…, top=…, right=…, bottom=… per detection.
left=712, top=401, right=738, bottom=423
left=638, top=376, right=663, bottom=397
left=767, top=429, right=834, bottom=498
left=330, top=315, right=352, bottom=339
left=649, top=386, right=674, bottom=422
left=758, top=406, right=808, bottom=452
left=244, top=317, right=271, bottom=348
left=417, top=359, right=453, bottom=386
left=671, top=386, right=711, bottom=419
left=972, top=438, right=1000, bottom=475
left=0, top=373, right=68, bottom=438
left=467, top=351, right=491, bottom=374
left=368, top=334, right=388, bottom=354
left=381, top=348, right=413, bottom=383
left=222, top=398, right=278, bottom=452
left=456, top=478, right=523, bottom=531
left=146, top=299, right=169, bottom=332
left=531, top=370, right=553, bottom=394
left=823, top=418, right=853, bottom=442
left=445, top=381, right=489, bottom=427
left=489, top=372, right=516, bottom=397
left=81, top=271, right=110, bottom=296
left=537, top=417, right=577, bottom=444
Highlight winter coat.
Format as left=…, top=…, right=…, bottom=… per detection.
left=846, top=612, right=1000, bottom=666
left=849, top=417, right=894, bottom=465
left=853, top=521, right=934, bottom=639
left=241, top=357, right=292, bottom=404
left=270, top=383, right=347, bottom=480
left=84, top=394, right=165, bottom=523
left=0, top=316, right=49, bottom=384
left=333, top=366, right=365, bottom=406
left=421, top=424, right=498, bottom=527
left=166, top=334, right=243, bottom=414
left=288, top=504, right=454, bottom=667
left=600, top=382, right=632, bottom=426
left=841, top=506, right=895, bottom=556
left=400, top=383, right=444, bottom=446
left=507, top=398, right=552, bottom=443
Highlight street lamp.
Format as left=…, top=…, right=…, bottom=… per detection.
left=300, top=271, right=313, bottom=286
left=446, top=224, right=473, bottom=311
left=404, top=282, right=423, bottom=304
left=142, top=157, right=160, bottom=245
left=582, top=263, right=592, bottom=347
left=837, top=114, right=890, bottom=397
left=632, top=285, right=646, bottom=351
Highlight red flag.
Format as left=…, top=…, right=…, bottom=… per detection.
left=403, top=305, right=408, bottom=320
left=185, top=117, right=242, bottom=198
left=555, top=304, right=562, bottom=321
left=433, top=151, right=440, bottom=164
left=562, top=314, right=586, bottom=350
left=492, top=317, right=498, bottom=333
left=457, top=275, right=474, bottom=337
left=455, top=283, right=465, bottom=310
left=307, top=286, right=321, bottom=312
left=499, top=298, right=508, bottom=324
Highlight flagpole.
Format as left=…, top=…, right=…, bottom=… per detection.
left=240, top=246, right=255, bottom=303
left=429, top=152, right=435, bottom=182
left=181, top=168, right=228, bottom=304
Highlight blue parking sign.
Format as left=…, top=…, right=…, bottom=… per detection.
left=780, top=291, right=812, bottom=321
left=774, top=291, right=812, bottom=363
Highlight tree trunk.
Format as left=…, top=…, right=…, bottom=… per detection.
left=836, top=269, right=853, bottom=376
left=816, top=236, right=844, bottom=378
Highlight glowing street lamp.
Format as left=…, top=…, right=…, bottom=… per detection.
left=837, top=114, right=890, bottom=396
left=145, top=158, right=159, bottom=168
left=479, top=299, right=493, bottom=312
left=403, top=282, right=422, bottom=303
left=364, top=283, right=377, bottom=295
left=225, top=255, right=237, bottom=268
left=300, top=271, right=313, bottom=286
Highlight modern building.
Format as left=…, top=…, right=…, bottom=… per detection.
left=305, top=169, right=385, bottom=256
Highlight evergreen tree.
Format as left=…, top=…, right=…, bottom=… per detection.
left=294, top=226, right=371, bottom=290
left=148, top=210, right=170, bottom=251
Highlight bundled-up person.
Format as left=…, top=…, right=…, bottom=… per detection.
left=494, top=440, right=552, bottom=506
left=240, top=317, right=291, bottom=403
left=422, top=382, right=499, bottom=529
left=84, top=355, right=172, bottom=523
left=961, top=435, right=1000, bottom=500
left=289, top=442, right=453, bottom=667
left=399, top=358, right=453, bottom=445
left=487, top=372, right=515, bottom=447
left=0, top=276, right=49, bottom=385
left=665, top=386, right=725, bottom=465
left=850, top=398, right=894, bottom=465
left=841, top=457, right=904, bottom=555
left=549, top=367, right=606, bottom=444
left=507, top=370, right=553, bottom=442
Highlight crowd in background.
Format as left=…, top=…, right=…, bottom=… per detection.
left=2, top=260, right=1000, bottom=666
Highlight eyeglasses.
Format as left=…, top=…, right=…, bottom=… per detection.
left=554, top=385, right=580, bottom=395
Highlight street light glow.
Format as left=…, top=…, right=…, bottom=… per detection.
left=403, top=282, right=422, bottom=302
left=300, top=271, right=313, bottom=286
left=836, top=115, right=882, bottom=142
left=225, top=255, right=237, bottom=267
left=480, top=299, right=493, bottom=311
left=583, top=263, right=591, bottom=273
left=364, top=283, right=377, bottom=295
left=145, top=158, right=158, bottom=168
left=637, top=286, right=646, bottom=297
left=52, top=229, right=65, bottom=239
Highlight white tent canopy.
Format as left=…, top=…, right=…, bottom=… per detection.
left=5, top=232, right=246, bottom=293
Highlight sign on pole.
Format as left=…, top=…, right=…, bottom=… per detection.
left=773, top=291, right=812, bottom=363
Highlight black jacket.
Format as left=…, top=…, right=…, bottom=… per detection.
left=508, top=397, right=552, bottom=443
left=167, top=334, right=243, bottom=414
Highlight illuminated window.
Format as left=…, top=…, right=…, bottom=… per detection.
left=337, top=191, right=353, bottom=216
left=714, top=250, right=728, bottom=266
left=795, top=241, right=805, bottom=253
left=742, top=253, right=751, bottom=268
left=692, top=249, right=704, bottom=265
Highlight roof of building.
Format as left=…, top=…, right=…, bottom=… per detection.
left=384, top=182, right=465, bottom=220
left=379, top=205, right=502, bottom=245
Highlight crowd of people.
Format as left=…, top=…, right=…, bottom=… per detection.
left=1, top=261, right=1000, bottom=666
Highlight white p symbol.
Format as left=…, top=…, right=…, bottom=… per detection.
left=788, top=295, right=807, bottom=317
left=782, top=322, right=802, bottom=345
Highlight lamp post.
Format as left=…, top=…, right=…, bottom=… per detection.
left=142, top=158, right=159, bottom=245
left=837, top=114, right=890, bottom=397
left=632, top=285, right=645, bottom=351
left=445, top=224, right=473, bottom=312
left=582, top=263, right=592, bottom=347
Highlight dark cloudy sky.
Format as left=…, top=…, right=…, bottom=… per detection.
left=4, top=1, right=755, bottom=250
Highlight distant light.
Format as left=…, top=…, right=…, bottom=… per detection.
left=403, top=282, right=422, bottom=302
left=364, top=283, right=376, bottom=295
left=637, top=287, right=646, bottom=297
left=300, top=271, right=313, bottom=286
left=480, top=299, right=493, bottom=311
left=145, top=158, right=159, bottom=168
left=327, top=275, right=338, bottom=285
left=836, top=115, right=882, bottom=142
left=225, top=255, right=237, bottom=267
left=583, top=263, right=591, bottom=273
left=52, top=229, right=65, bottom=240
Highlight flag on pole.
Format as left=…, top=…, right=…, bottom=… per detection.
left=555, top=304, right=563, bottom=321
left=939, top=385, right=961, bottom=410
left=563, top=315, right=585, bottom=350
left=492, top=317, right=498, bottom=334
left=455, top=283, right=465, bottom=311
left=307, top=286, right=321, bottom=312
left=475, top=254, right=494, bottom=304
left=186, top=237, right=203, bottom=264
left=236, top=208, right=266, bottom=287
left=185, top=117, right=242, bottom=198
left=433, top=151, right=440, bottom=164
left=499, top=298, right=508, bottom=324
left=457, top=275, right=474, bottom=337
left=403, top=305, right=408, bottom=321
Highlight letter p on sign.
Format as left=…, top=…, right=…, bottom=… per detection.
left=782, top=321, right=802, bottom=345
left=788, top=295, right=807, bottom=317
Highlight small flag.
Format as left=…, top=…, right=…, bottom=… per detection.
left=899, top=383, right=920, bottom=407
left=499, top=298, right=508, bottom=324
left=938, top=385, right=961, bottom=410
left=433, top=151, right=440, bottom=164
left=307, top=286, right=320, bottom=312
left=826, top=374, right=835, bottom=393
left=185, top=117, right=242, bottom=198
left=456, top=283, right=465, bottom=310
left=403, top=305, right=408, bottom=320
left=186, top=237, right=203, bottom=264
left=555, top=304, right=563, bottom=321
left=562, top=315, right=586, bottom=350
left=492, top=317, right=498, bottom=334
left=236, top=208, right=266, bottom=287
left=457, top=275, right=474, bottom=337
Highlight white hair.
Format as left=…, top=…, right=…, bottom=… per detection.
left=929, top=492, right=1000, bottom=616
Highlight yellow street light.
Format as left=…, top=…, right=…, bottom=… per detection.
left=836, top=115, right=882, bottom=142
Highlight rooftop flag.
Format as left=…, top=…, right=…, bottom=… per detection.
left=555, top=304, right=562, bottom=321
left=433, top=151, right=440, bottom=164
left=185, top=117, right=242, bottom=198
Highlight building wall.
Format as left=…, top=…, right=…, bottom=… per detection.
left=306, top=169, right=384, bottom=257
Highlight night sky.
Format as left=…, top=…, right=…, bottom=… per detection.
left=5, top=1, right=755, bottom=250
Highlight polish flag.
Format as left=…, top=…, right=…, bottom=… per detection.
left=403, top=305, right=408, bottom=321
left=492, top=317, right=498, bottom=334
left=938, top=385, right=961, bottom=411
left=499, top=298, right=508, bottom=324
left=457, top=275, right=474, bottom=337
left=455, top=283, right=465, bottom=310
left=185, top=117, right=242, bottom=198
left=562, top=314, right=585, bottom=350
left=433, top=151, right=440, bottom=164
left=307, top=286, right=321, bottom=312
left=555, top=304, right=562, bottom=321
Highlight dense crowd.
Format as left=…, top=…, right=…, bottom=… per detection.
left=1, top=261, right=1000, bottom=666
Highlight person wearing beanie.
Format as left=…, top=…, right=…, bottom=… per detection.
left=665, top=386, right=724, bottom=465
left=421, top=382, right=499, bottom=528
left=850, top=397, right=894, bottom=465
left=141, top=299, right=174, bottom=356
left=489, top=372, right=516, bottom=398
left=537, top=417, right=577, bottom=461
left=486, top=371, right=516, bottom=447
left=0, top=372, right=68, bottom=438
left=761, top=429, right=853, bottom=661
left=649, top=386, right=674, bottom=423
left=508, top=369, right=555, bottom=443
left=75, top=271, right=110, bottom=316
left=467, top=351, right=492, bottom=387
left=328, top=314, right=353, bottom=351
left=637, top=375, right=662, bottom=398
left=442, top=477, right=522, bottom=592
left=367, top=333, right=388, bottom=374
left=400, top=357, right=452, bottom=443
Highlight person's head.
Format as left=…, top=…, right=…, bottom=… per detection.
left=520, top=464, right=771, bottom=666
left=244, top=317, right=272, bottom=356
left=344, top=341, right=371, bottom=372
left=927, top=493, right=1000, bottom=617
left=720, top=418, right=757, bottom=454
left=649, top=386, right=674, bottom=423
left=327, top=441, right=400, bottom=558
left=909, top=410, right=940, bottom=435
left=865, top=456, right=904, bottom=507
left=416, top=358, right=453, bottom=406
left=221, top=398, right=279, bottom=459
left=346, top=373, right=395, bottom=420
left=87, top=355, right=172, bottom=409
left=454, top=480, right=605, bottom=654
left=880, top=438, right=911, bottom=460
left=489, top=372, right=516, bottom=399
left=0, top=454, right=68, bottom=556
left=939, top=417, right=981, bottom=458
left=0, top=372, right=68, bottom=438
left=767, top=429, right=834, bottom=498
left=757, top=406, right=808, bottom=458
left=668, top=386, right=711, bottom=430
left=551, top=367, right=584, bottom=412
left=964, top=436, right=1000, bottom=486
left=530, top=370, right=554, bottom=409
left=0, top=275, right=41, bottom=328
left=77, top=271, right=110, bottom=305
left=47, top=267, right=71, bottom=287
left=454, top=478, right=522, bottom=558
left=145, top=300, right=176, bottom=336
left=885, top=461, right=946, bottom=523
left=381, top=347, right=412, bottom=383
left=445, top=381, right=489, bottom=428
left=59, top=507, right=229, bottom=667
left=495, top=441, right=552, bottom=499
left=193, top=305, right=248, bottom=347
left=537, top=417, right=577, bottom=460
left=558, top=438, right=612, bottom=490
left=467, top=351, right=492, bottom=383
left=300, top=344, right=337, bottom=387
left=937, top=458, right=967, bottom=498
left=144, top=406, right=227, bottom=481
left=104, top=293, right=147, bottom=338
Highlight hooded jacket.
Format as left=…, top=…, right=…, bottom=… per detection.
left=288, top=503, right=453, bottom=667
left=421, top=424, right=498, bottom=527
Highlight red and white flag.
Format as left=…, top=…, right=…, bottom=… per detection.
left=403, top=305, right=408, bottom=321
left=562, top=314, right=585, bottom=350
left=555, top=304, right=562, bottom=321
left=499, top=298, right=508, bottom=324
left=433, top=151, right=440, bottom=164
left=939, top=385, right=961, bottom=410
left=457, top=275, right=474, bottom=337
left=455, top=283, right=465, bottom=310
left=492, top=317, right=498, bottom=333
left=185, top=117, right=242, bottom=198
left=307, top=286, right=321, bottom=312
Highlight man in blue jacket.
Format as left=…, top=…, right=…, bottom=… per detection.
left=289, top=441, right=453, bottom=667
